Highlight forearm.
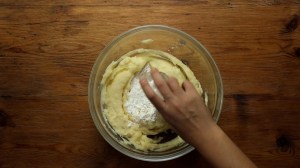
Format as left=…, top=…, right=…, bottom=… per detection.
left=193, top=124, right=257, bottom=168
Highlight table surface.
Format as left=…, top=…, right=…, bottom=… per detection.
left=1, top=0, right=300, bottom=167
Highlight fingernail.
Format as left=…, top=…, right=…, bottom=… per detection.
left=151, top=67, right=158, bottom=72
left=139, top=75, right=146, bottom=83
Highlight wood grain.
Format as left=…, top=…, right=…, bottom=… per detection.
left=1, top=0, right=300, bottom=167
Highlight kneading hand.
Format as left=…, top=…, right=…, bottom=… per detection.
left=140, top=67, right=215, bottom=146
left=140, top=67, right=257, bottom=168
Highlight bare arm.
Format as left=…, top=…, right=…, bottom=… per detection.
left=140, top=68, right=257, bottom=168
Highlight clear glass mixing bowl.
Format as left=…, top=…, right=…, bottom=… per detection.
left=88, top=25, right=223, bottom=162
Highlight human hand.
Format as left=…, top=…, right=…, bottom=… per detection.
left=140, top=68, right=216, bottom=146
left=140, top=68, right=257, bottom=168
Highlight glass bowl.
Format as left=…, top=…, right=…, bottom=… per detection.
left=88, top=25, right=223, bottom=162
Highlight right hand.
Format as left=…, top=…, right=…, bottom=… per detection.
left=141, top=68, right=257, bottom=168
left=140, top=68, right=216, bottom=146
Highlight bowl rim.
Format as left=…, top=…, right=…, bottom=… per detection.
left=88, top=25, right=223, bottom=162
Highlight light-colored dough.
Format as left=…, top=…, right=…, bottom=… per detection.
left=101, top=49, right=203, bottom=151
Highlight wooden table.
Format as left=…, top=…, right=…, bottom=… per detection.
left=1, top=1, right=300, bottom=167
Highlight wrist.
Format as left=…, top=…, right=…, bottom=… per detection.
left=192, top=122, right=221, bottom=151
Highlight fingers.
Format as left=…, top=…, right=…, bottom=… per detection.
left=182, top=80, right=197, bottom=94
left=140, top=77, right=165, bottom=109
left=151, top=68, right=173, bottom=100
left=167, top=77, right=184, bottom=95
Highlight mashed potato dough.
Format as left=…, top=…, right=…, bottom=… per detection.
left=100, top=49, right=203, bottom=151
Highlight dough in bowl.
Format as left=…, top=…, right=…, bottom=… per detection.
left=100, top=48, right=203, bottom=151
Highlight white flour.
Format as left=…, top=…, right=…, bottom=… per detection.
left=125, top=77, right=159, bottom=123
